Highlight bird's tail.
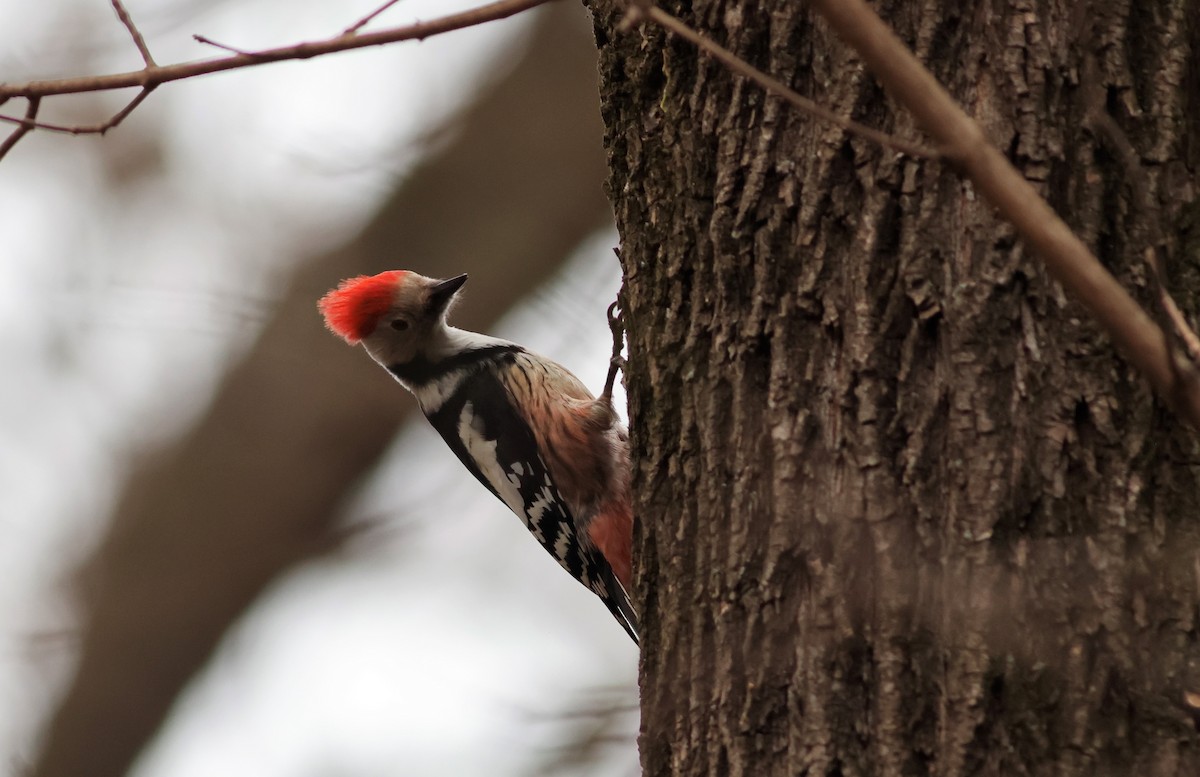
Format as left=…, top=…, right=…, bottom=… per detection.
left=601, top=565, right=640, bottom=646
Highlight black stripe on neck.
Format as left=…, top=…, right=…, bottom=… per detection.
left=387, top=344, right=521, bottom=386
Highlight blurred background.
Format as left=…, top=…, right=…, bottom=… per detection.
left=0, top=0, right=639, bottom=775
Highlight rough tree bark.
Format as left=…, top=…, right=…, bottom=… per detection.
left=589, top=0, right=1200, bottom=774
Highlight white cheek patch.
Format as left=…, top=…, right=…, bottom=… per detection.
left=457, top=402, right=527, bottom=519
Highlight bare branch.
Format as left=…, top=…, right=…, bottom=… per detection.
left=110, top=0, right=156, bottom=67
left=804, top=0, right=1200, bottom=431
left=621, top=3, right=937, bottom=159
left=0, top=97, right=42, bottom=161
left=345, top=0, right=407, bottom=35
left=1076, top=52, right=1200, bottom=390
left=0, top=0, right=554, bottom=99
left=1146, top=247, right=1200, bottom=364
left=191, top=35, right=259, bottom=57
left=0, top=0, right=549, bottom=156
left=0, top=87, right=153, bottom=136
left=97, top=87, right=154, bottom=131
left=526, top=685, right=639, bottom=776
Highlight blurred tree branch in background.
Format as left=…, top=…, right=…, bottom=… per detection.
left=530, top=685, right=640, bottom=776
left=29, top=4, right=611, bottom=777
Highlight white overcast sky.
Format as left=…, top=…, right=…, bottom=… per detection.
left=0, top=0, right=639, bottom=775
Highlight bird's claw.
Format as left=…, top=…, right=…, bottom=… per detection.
left=602, top=300, right=626, bottom=402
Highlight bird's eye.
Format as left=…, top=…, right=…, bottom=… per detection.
left=390, top=319, right=410, bottom=331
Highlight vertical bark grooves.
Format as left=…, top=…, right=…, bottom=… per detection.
left=590, top=0, right=1200, bottom=774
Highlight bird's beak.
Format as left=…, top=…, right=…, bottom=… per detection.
left=429, top=273, right=468, bottom=311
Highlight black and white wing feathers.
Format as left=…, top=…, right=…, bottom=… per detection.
left=423, top=363, right=638, bottom=644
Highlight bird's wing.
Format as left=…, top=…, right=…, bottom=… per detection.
left=426, top=365, right=639, bottom=644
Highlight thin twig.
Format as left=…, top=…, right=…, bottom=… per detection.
left=110, top=0, right=156, bottom=67
left=345, top=0, right=407, bottom=35
left=1078, top=53, right=1200, bottom=384
left=0, top=0, right=554, bottom=100
left=0, top=88, right=154, bottom=135
left=804, top=0, right=1200, bottom=430
left=0, top=97, right=42, bottom=161
left=0, top=113, right=101, bottom=133
left=0, top=0, right=550, bottom=154
left=0, top=0, right=158, bottom=158
left=621, top=2, right=937, bottom=159
left=616, top=0, right=650, bottom=31
left=191, top=35, right=260, bottom=57
left=1145, top=247, right=1200, bottom=363
left=98, top=87, right=155, bottom=132
left=1095, top=118, right=1200, bottom=377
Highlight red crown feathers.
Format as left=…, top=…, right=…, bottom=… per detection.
left=317, top=270, right=406, bottom=344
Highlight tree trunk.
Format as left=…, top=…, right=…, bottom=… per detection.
left=588, top=0, right=1200, bottom=774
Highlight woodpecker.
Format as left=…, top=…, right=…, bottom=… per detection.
left=318, top=270, right=638, bottom=644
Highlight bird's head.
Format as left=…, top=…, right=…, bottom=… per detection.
left=318, top=270, right=468, bottom=365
